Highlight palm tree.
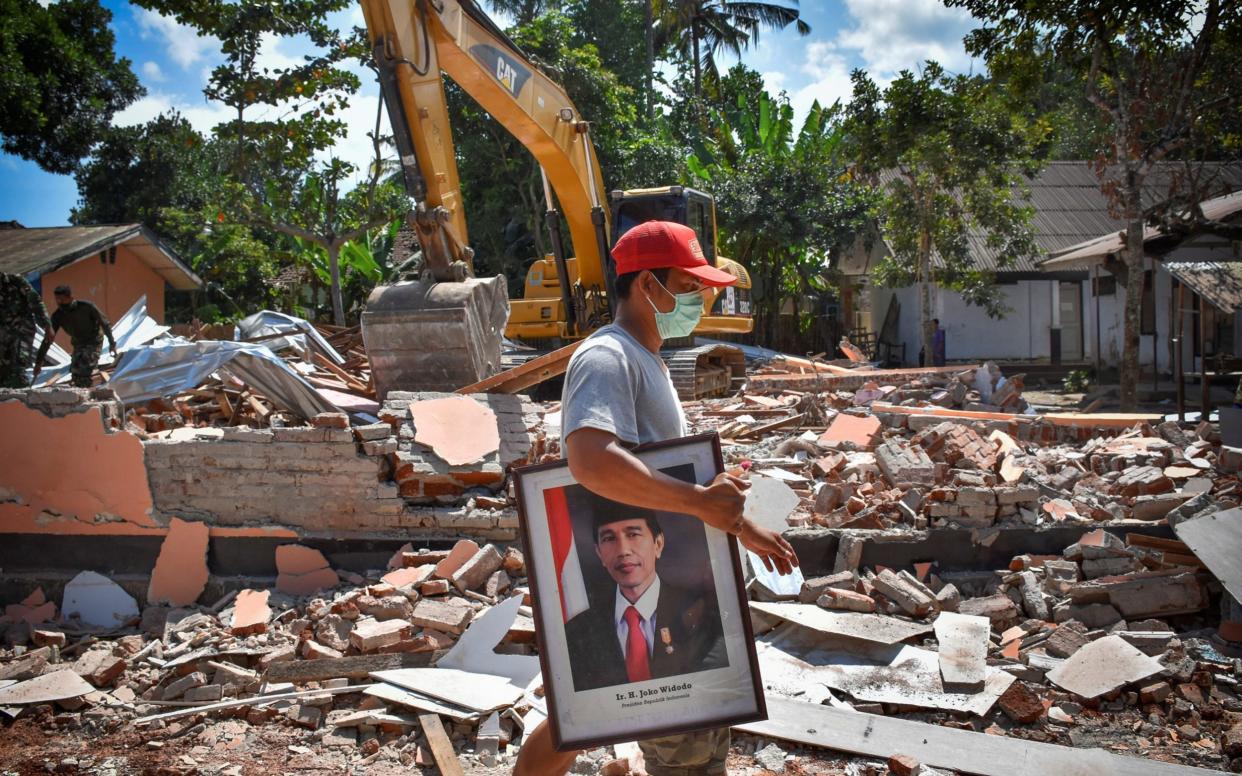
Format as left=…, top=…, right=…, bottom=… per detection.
left=655, top=1, right=810, bottom=107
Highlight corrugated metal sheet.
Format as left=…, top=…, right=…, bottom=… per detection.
left=1164, top=262, right=1242, bottom=315
left=867, top=162, right=1242, bottom=274
left=1043, top=190, right=1242, bottom=269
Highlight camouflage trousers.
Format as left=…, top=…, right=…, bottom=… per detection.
left=639, top=727, right=730, bottom=776
left=0, top=327, right=35, bottom=388
left=70, top=341, right=102, bottom=388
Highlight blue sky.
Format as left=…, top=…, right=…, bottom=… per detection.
left=1, top=0, right=980, bottom=227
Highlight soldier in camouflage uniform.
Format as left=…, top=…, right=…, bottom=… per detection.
left=33, top=285, right=116, bottom=388
left=0, top=272, right=51, bottom=388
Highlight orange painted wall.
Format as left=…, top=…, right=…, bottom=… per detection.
left=0, top=399, right=296, bottom=540
left=41, top=244, right=167, bottom=350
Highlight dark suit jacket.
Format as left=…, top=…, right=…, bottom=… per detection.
left=563, top=580, right=728, bottom=692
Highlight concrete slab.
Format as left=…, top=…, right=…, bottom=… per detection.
left=1045, top=635, right=1164, bottom=699
left=410, top=396, right=500, bottom=466
left=744, top=475, right=801, bottom=533
left=750, top=601, right=932, bottom=645
left=934, top=612, right=990, bottom=688
left=0, top=670, right=94, bottom=705
left=1173, top=507, right=1242, bottom=602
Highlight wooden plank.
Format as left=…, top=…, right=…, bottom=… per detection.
left=736, top=413, right=805, bottom=439
left=737, top=696, right=1219, bottom=776
left=135, top=684, right=375, bottom=725
left=418, top=712, right=467, bottom=776
left=263, top=652, right=437, bottom=683
left=456, top=340, right=582, bottom=395
left=872, top=402, right=1161, bottom=428
left=313, top=351, right=370, bottom=394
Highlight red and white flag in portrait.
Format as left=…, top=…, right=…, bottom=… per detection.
left=545, top=487, right=589, bottom=623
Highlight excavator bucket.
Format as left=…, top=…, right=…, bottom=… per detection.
left=361, top=275, right=510, bottom=398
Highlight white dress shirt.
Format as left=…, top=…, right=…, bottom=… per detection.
left=614, top=575, right=660, bottom=657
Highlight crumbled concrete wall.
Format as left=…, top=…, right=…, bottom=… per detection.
left=0, top=388, right=160, bottom=534
left=142, top=392, right=541, bottom=540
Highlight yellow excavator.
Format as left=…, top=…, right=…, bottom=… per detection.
left=358, top=0, right=753, bottom=398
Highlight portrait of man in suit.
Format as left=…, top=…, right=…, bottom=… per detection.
left=562, top=494, right=728, bottom=693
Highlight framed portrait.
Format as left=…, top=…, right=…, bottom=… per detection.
left=513, top=432, right=765, bottom=750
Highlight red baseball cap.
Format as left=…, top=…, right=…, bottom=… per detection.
left=611, top=221, right=737, bottom=287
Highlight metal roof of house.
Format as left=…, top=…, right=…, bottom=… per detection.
left=0, top=224, right=202, bottom=290
left=864, top=162, right=1242, bottom=274
left=1165, top=261, right=1242, bottom=314
left=1042, top=189, right=1242, bottom=270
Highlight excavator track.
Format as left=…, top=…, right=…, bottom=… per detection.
left=661, top=342, right=746, bottom=401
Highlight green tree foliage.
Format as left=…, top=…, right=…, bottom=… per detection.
left=655, top=0, right=808, bottom=114
left=952, top=0, right=1242, bottom=409
left=71, top=112, right=283, bottom=319
left=687, top=74, right=872, bottom=344
left=845, top=63, right=1042, bottom=361
left=132, top=0, right=407, bottom=326
left=0, top=0, right=143, bottom=173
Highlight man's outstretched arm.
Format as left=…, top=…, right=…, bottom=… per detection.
left=565, top=427, right=797, bottom=575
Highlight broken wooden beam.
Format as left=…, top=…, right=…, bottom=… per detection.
left=418, top=712, right=467, bottom=776
left=262, top=652, right=437, bottom=683
left=456, top=341, right=582, bottom=395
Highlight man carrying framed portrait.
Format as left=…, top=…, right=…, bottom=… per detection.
left=513, top=221, right=800, bottom=776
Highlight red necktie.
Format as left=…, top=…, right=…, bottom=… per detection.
left=623, top=605, right=651, bottom=682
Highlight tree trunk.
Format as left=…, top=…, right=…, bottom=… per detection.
left=692, top=21, right=702, bottom=118
left=328, top=243, right=345, bottom=326
left=1118, top=212, right=1147, bottom=411
left=644, top=0, right=655, bottom=120
left=919, top=230, right=933, bottom=366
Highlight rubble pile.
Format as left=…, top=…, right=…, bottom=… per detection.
left=745, top=357, right=1030, bottom=415
left=682, top=370, right=1237, bottom=534
left=749, top=529, right=1239, bottom=772
left=0, top=542, right=537, bottom=772
left=126, top=321, right=376, bottom=433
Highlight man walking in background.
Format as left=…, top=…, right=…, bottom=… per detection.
left=0, top=272, right=51, bottom=388
left=33, top=285, right=116, bottom=388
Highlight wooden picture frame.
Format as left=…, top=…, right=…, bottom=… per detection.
left=513, top=432, right=766, bottom=751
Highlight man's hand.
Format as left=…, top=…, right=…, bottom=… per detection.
left=694, top=472, right=750, bottom=534
left=739, top=519, right=799, bottom=576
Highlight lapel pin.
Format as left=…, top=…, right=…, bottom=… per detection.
left=660, top=627, right=674, bottom=655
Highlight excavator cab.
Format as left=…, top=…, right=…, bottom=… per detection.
left=609, top=186, right=753, bottom=335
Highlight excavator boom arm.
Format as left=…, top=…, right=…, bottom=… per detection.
left=360, top=0, right=611, bottom=290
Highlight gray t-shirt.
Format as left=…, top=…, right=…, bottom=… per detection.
left=561, top=324, right=686, bottom=446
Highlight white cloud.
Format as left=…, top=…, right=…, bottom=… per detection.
left=135, top=7, right=219, bottom=71
left=112, top=91, right=234, bottom=135
left=141, top=61, right=165, bottom=83
left=761, top=70, right=787, bottom=95
left=792, top=41, right=854, bottom=115
left=836, top=0, right=977, bottom=77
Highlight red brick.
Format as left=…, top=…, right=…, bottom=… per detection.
left=997, top=681, right=1044, bottom=723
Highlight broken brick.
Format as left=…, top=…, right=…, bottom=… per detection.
left=147, top=517, right=209, bottom=607
left=997, top=681, right=1045, bottom=723
left=819, top=413, right=882, bottom=449
left=349, top=618, right=413, bottom=652
left=71, top=650, right=126, bottom=687
left=411, top=598, right=473, bottom=635
left=450, top=544, right=503, bottom=592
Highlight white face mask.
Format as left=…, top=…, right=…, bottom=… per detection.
left=646, top=275, right=704, bottom=340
